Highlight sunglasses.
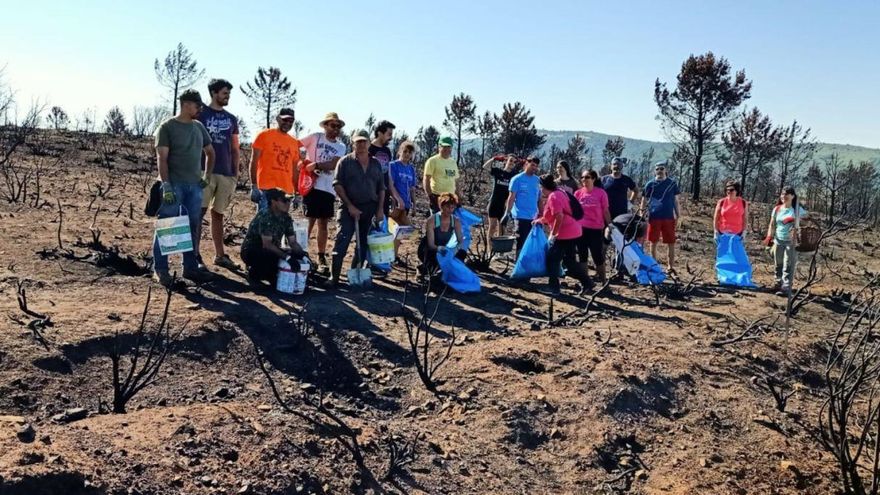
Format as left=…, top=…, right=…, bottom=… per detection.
left=655, top=168, right=666, bottom=172
left=326, top=123, right=342, bottom=129
left=726, top=188, right=735, bottom=192
left=279, top=117, right=294, bottom=122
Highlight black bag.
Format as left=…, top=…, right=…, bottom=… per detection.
left=566, top=192, right=584, bottom=221
left=144, top=180, right=162, bottom=217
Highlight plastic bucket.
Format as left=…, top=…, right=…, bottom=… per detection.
left=276, top=259, right=296, bottom=294
left=491, top=235, right=516, bottom=253
left=367, top=232, right=395, bottom=264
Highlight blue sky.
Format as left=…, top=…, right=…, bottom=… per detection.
left=3, top=0, right=878, bottom=147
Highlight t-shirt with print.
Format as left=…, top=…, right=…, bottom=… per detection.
left=155, top=118, right=212, bottom=185
left=575, top=187, right=609, bottom=230
left=542, top=190, right=582, bottom=240
left=197, top=107, right=239, bottom=176
left=389, top=160, right=417, bottom=209
left=508, top=172, right=541, bottom=220
left=716, top=197, right=746, bottom=234
left=242, top=209, right=294, bottom=254
left=301, top=133, right=347, bottom=195
left=423, top=154, right=459, bottom=194
left=601, top=174, right=637, bottom=218
left=643, top=178, right=680, bottom=220
left=489, top=167, right=516, bottom=208
left=772, top=205, right=808, bottom=242
left=252, top=129, right=303, bottom=194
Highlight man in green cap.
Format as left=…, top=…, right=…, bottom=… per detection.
left=152, top=89, right=216, bottom=287
left=423, top=136, right=459, bottom=213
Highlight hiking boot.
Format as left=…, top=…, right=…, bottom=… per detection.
left=183, top=267, right=216, bottom=284
left=213, top=254, right=240, bottom=271
left=153, top=270, right=173, bottom=288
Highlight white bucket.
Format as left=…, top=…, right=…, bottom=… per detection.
left=367, top=232, right=395, bottom=264
left=293, top=260, right=309, bottom=295
left=276, top=259, right=296, bottom=294
left=294, top=220, right=308, bottom=253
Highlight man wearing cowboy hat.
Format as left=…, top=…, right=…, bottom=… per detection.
left=301, top=112, right=347, bottom=274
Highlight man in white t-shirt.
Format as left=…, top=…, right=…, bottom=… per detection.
left=300, top=112, right=347, bottom=274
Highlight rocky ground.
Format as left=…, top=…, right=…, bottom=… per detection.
left=1, top=132, right=879, bottom=494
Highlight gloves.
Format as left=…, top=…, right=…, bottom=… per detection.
left=500, top=212, right=510, bottom=228
left=161, top=182, right=175, bottom=204
left=250, top=185, right=261, bottom=203
left=199, top=175, right=209, bottom=189
left=781, top=216, right=795, bottom=225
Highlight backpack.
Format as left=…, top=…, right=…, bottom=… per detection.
left=566, top=192, right=584, bottom=220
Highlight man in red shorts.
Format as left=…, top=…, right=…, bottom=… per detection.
left=640, top=161, right=681, bottom=273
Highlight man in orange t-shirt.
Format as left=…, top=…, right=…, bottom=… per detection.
left=249, top=107, right=303, bottom=211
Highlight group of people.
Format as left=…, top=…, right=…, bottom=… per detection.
left=151, top=80, right=808, bottom=297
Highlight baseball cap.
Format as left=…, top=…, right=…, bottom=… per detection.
left=351, top=129, right=370, bottom=142
left=179, top=89, right=204, bottom=106
left=278, top=108, right=295, bottom=120
left=264, top=188, right=294, bottom=203
left=438, top=136, right=454, bottom=147
left=611, top=157, right=625, bottom=167
left=654, top=160, right=669, bottom=169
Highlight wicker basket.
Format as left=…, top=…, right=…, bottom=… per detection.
left=796, top=225, right=822, bottom=253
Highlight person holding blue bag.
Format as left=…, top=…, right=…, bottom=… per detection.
left=502, top=156, right=541, bottom=257
left=417, top=193, right=465, bottom=276
left=533, top=174, right=592, bottom=295
left=713, top=181, right=755, bottom=287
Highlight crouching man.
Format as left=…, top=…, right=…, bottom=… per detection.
left=240, top=188, right=307, bottom=287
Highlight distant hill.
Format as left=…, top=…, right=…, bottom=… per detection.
left=523, top=130, right=880, bottom=167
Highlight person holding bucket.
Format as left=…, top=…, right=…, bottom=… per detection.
left=330, top=129, right=386, bottom=287
left=765, top=186, right=808, bottom=296
left=418, top=193, right=465, bottom=276
left=388, top=141, right=419, bottom=264
left=152, top=89, right=216, bottom=288
left=240, top=188, right=307, bottom=288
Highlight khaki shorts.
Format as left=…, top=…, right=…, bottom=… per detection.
left=201, top=174, right=237, bottom=215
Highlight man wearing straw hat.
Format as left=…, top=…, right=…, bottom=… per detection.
left=301, top=112, right=347, bottom=275
left=330, top=129, right=386, bottom=287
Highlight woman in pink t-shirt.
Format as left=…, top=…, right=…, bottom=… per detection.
left=533, top=174, right=592, bottom=295
left=574, top=169, right=611, bottom=283
left=713, top=181, right=748, bottom=238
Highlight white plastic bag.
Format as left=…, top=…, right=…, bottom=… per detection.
left=155, top=207, right=193, bottom=256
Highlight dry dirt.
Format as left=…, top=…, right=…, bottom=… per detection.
left=1, top=132, right=879, bottom=494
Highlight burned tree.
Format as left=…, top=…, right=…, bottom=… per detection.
left=154, top=43, right=205, bottom=115
left=820, top=289, right=880, bottom=495
left=401, top=278, right=455, bottom=394
left=108, top=285, right=186, bottom=413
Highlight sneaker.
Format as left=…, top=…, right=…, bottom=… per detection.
left=183, top=268, right=216, bottom=284
left=775, top=287, right=791, bottom=297
left=195, top=253, right=206, bottom=270
left=153, top=270, right=173, bottom=287
left=213, top=254, right=241, bottom=271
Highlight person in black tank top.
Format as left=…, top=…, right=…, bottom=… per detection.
left=418, top=193, right=465, bottom=275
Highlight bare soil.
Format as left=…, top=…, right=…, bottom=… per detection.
left=1, top=132, right=879, bottom=494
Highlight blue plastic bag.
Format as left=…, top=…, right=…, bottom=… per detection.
left=449, top=207, right=482, bottom=252
left=366, top=218, right=392, bottom=273
left=716, top=234, right=756, bottom=287
left=437, top=249, right=481, bottom=293
left=630, top=241, right=666, bottom=285
left=511, top=225, right=550, bottom=280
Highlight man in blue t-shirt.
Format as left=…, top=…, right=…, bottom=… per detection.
left=503, top=156, right=541, bottom=256
left=197, top=78, right=240, bottom=271
left=601, top=157, right=639, bottom=218
left=640, top=160, right=682, bottom=273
